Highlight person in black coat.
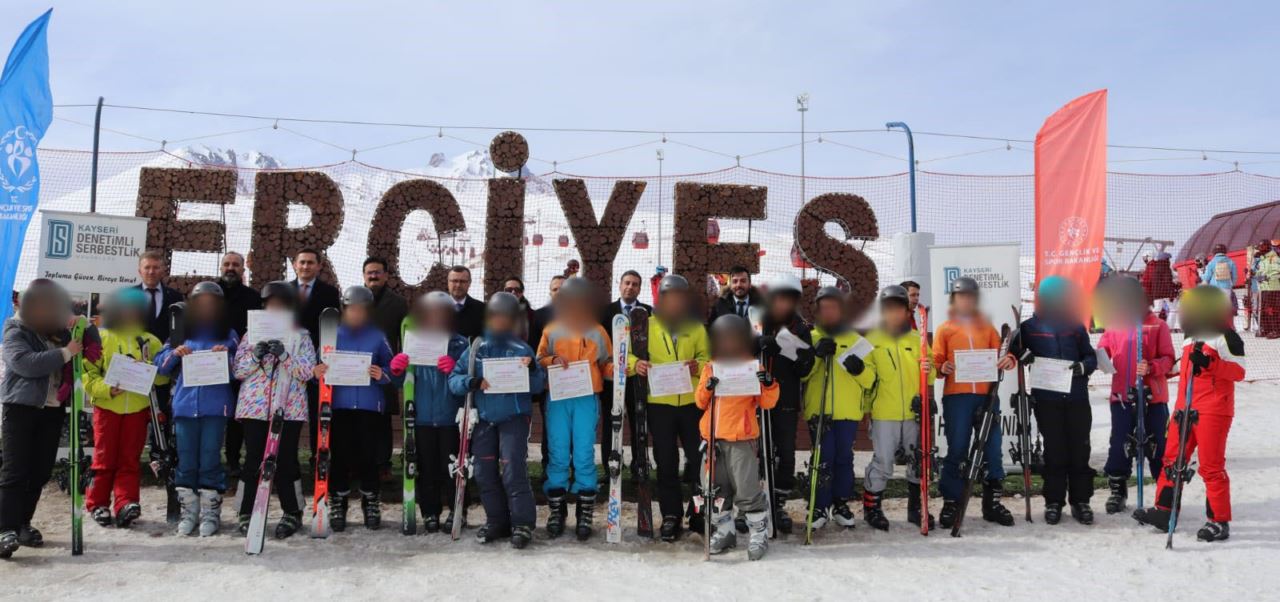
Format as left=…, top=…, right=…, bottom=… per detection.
left=529, top=275, right=566, bottom=478
left=446, top=266, right=484, bottom=339
left=217, top=251, right=262, bottom=477
left=291, top=249, right=342, bottom=459
left=134, top=250, right=185, bottom=344
left=596, top=270, right=654, bottom=482
left=707, top=266, right=763, bottom=324
left=365, top=257, right=409, bottom=478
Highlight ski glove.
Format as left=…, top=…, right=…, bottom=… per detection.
left=842, top=354, right=865, bottom=376
left=910, top=394, right=938, bottom=417
left=436, top=355, right=456, bottom=374
left=793, top=348, right=816, bottom=374
left=757, top=370, right=774, bottom=386
left=1070, top=361, right=1086, bottom=376
left=705, top=376, right=720, bottom=392
left=1189, top=345, right=1213, bottom=372
left=390, top=353, right=410, bottom=377
left=755, top=335, right=780, bottom=357
left=1018, top=350, right=1035, bottom=365
left=814, top=337, right=837, bottom=359
left=253, top=340, right=273, bottom=362
left=466, top=376, right=484, bottom=392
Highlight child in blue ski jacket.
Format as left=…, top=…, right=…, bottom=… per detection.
left=448, top=292, right=546, bottom=549
left=389, top=291, right=470, bottom=532
left=311, top=285, right=394, bottom=532
left=155, top=281, right=239, bottom=537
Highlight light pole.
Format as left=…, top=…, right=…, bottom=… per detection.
left=886, top=121, right=917, bottom=232
left=798, top=93, right=809, bottom=279
left=656, top=148, right=665, bottom=268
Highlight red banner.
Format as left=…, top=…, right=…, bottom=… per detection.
left=1035, top=89, right=1108, bottom=316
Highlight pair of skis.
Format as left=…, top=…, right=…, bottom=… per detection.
left=400, top=318, right=418, bottom=536
left=245, top=353, right=283, bottom=555
left=949, top=322, right=1016, bottom=537
left=141, top=333, right=180, bottom=526
left=916, top=307, right=936, bottom=536
left=627, top=307, right=655, bottom=539
left=747, top=307, right=777, bottom=539
left=69, top=317, right=88, bottom=556
left=1164, top=342, right=1203, bottom=549
left=1009, top=306, right=1037, bottom=524
left=450, top=337, right=482, bottom=540
left=311, top=308, right=339, bottom=538
left=1127, top=320, right=1152, bottom=509
left=803, top=352, right=833, bottom=545
left=605, top=314, right=630, bottom=543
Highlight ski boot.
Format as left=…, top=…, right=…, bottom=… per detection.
left=938, top=499, right=958, bottom=529
left=981, top=480, right=1015, bottom=526
left=115, top=502, right=142, bottom=529
left=476, top=523, right=511, bottom=544
left=275, top=512, right=302, bottom=539
left=444, top=508, right=463, bottom=532
left=1044, top=502, right=1064, bottom=525
left=735, top=515, right=749, bottom=534
left=0, top=531, right=18, bottom=559
left=360, top=491, right=382, bottom=530
left=772, top=489, right=793, bottom=534
left=16, top=525, right=42, bottom=547
left=831, top=499, right=857, bottom=529
left=1196, top=521, right=1229, bottom=542
left=198, top=490, right=222, bottom=537
left=707, top=513, right=737, bottom=555
left=686, top=501, right=705, bottom=538
left=1104, top=476, right=1128, bottom=514
left=862, top=491, right=889, bottom=531
left=659, top=515, right=682, bottom=542
left=906, top=483, right=935, bottom=530
left=545, top=490, right=568, bottom=538
left=423, top=513, right=440, bottom=534
left=330, top=492, right=349, bottom=533
left=511, top=525, right=533, bottom=549
left=91, top=507, right=113, bottom=527
left=1132, top=507, right=1171, bottom=530
left=177, top=488, right=199, bottom=536
left=746, top=511, right=769, bottom=561
left=575, top=492, right=596, bottom=541
left=1070, top=503, right=1095, bottom=525
left=808, top=507, right=829, bottom=530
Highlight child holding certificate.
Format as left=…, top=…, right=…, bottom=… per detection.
left=626, top=274, right=710, bottom=542
left=448, top=292, right=546, bottom=549
left=696, top=314, right=778, bottom=560
left=311, top=286, right=394, bottom=532
left=1008, top=276, right=1097, bottom=525
left=932, top=276, right=1017, bottom=529
left=232, top=281, right=315, bottom=539
left=534, top=277, right=613, bottom=541
left=802, top=286, right=876, bottom=530
left=83, top=288, right=165, bottom=529
left=155, top=281, right=239, bottom=537
left=388, top=291, right=469, bottom=533
left=862, top=285, right=935, bottom=530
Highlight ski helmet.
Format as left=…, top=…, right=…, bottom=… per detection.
left=486, top=291, right=523, bottom=319
left=341, top=285, right=375, bottom=307
left=419, top=290, right=456, bottom=312
left=659, top=274, right=690, bottom=295
left=767, top=273, right=803, bottom=297
left=815, top=286, right=844, bottom=305
left=878, top=284, right=910, bottom=307
left=1035, top=275, right=1079, bottom=319
left=260, top=280, right=298, bottom=307
left=949, top=276, right=979, bottom=296
left=557, top=277, right=595, bottom=301
left=709, top=313, right=754, bottom=353
left=1212, top=243, right=1228, bottom=255
left=189, top=281, right=224, bottom=299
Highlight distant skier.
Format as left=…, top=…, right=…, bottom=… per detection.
left=1009, top=276, right=1098, bottom=525
left=1134, top=286, right=1245, bottom=542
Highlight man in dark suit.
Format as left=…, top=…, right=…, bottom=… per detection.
left=707, top=265, right=762, bottom=324
left=217, top=251, right=262, bottom=477
left=364, top=257, right=408, bottom=479
left=135, top=250, right=185, bottom=344
left=447, top=265, right=485, bottom=339
left=529, top=274, right=566, bottom=478
left=291, top=248, right=342, bottom=459
left=597, top=270, right=653, bottom=480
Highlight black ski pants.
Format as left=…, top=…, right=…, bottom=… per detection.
left=0, top=405, right=64, bottom=531
left=330, top=409, right=383, bottom=495
left=414, top=424, right=459, bottom=517
left=648, top=403, right=702, bottom=519
left=238, top=418, right=304, bottom=516
left=1034, top=397, right=1094, bottom=505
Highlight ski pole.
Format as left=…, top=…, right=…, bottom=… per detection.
left=1166, top=344, right=1200, bottom=550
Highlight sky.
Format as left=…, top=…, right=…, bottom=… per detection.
left=10, top=1, right=1280, bottom=177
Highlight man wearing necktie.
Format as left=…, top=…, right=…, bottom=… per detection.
left=708, top=266, right=762, bottom=326
left=289, top=249, right=341, bottom=459
left=447, top=266, right=485, bottom=339
left=597, top=270, right=653, bottom=486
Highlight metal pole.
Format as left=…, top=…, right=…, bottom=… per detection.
left=89, top=97, right=104, bottom=213
left=886, top=121, right=917, bottom=232
left=657, top=149, right=664, bottom=268
left=798, top=94, right=809, bottom=280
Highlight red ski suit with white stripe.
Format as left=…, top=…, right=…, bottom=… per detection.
left=1154, top=333, right=1245, bottom=521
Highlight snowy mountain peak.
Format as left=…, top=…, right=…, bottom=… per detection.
left=173, top=145, right=284, bottom=171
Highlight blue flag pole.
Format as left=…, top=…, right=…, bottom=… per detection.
left=0, top=9, right=53, bottom=327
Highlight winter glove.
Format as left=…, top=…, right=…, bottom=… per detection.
left=466, top=376, right=484, bottom=392
left=253, top=340, right=272, bottom=362
left=793, top=348, right=815, bottom=375
left=705, top=376, right=720, bottom=392
left=1018, top=349, right=1035, bottom=365
left=390, top=353, right=410, bottom=377
left=267, top=339, right=286, bottom=359
left=910, top=394, right=938, bottom=417
left=814, top=337, right=837, bottom=359
left=1069, top=361, right=1086, bottom=376
left=1189, top=344, right=1212, bottom=373
left=436, top=355, right=457, bottom=374
left=757, top=370, right=774, bottom=387
left=755, top=335, right=780, bottom=357
left=841, top=354, right=865, bottom=376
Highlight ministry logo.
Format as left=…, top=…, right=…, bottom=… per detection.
left=1058, top=216, right=1088, bottom=248
left=46, top=219, right=72, bottom=259
left=0, top=126, right=38, bottom=200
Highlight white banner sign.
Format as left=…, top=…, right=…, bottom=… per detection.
left=36, top=210, right=148, bottom=294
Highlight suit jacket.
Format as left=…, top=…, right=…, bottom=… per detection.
left=530, top=304, right=555, bottom=351
left=454, top=296, right=485, bottom=340
left=599, top=298, right=652, bottom=329
left=370, top=286, right=409, bottom=353
left=220, top=282, right=262, bottom=342
left=292, top=278, right=341, bottom=347
left=133, top=283, right=185, bottom=344
left=707, top=288, right=763, bottom=325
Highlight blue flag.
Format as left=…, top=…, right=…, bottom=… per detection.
left=0, top=9, right=52, bottom=327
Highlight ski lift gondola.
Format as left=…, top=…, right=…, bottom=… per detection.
left=632, top=231, right=649, bottom=249
left=558, top=234, right=570, bottom=248
left=532, top=233, right=544, bottom=246
left=791, top=243, right=812, bottom=268
left=706, top=218, right=720, bottom=244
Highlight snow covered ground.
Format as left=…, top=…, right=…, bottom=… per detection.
left=6, top=380, right=1277, bottom=600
